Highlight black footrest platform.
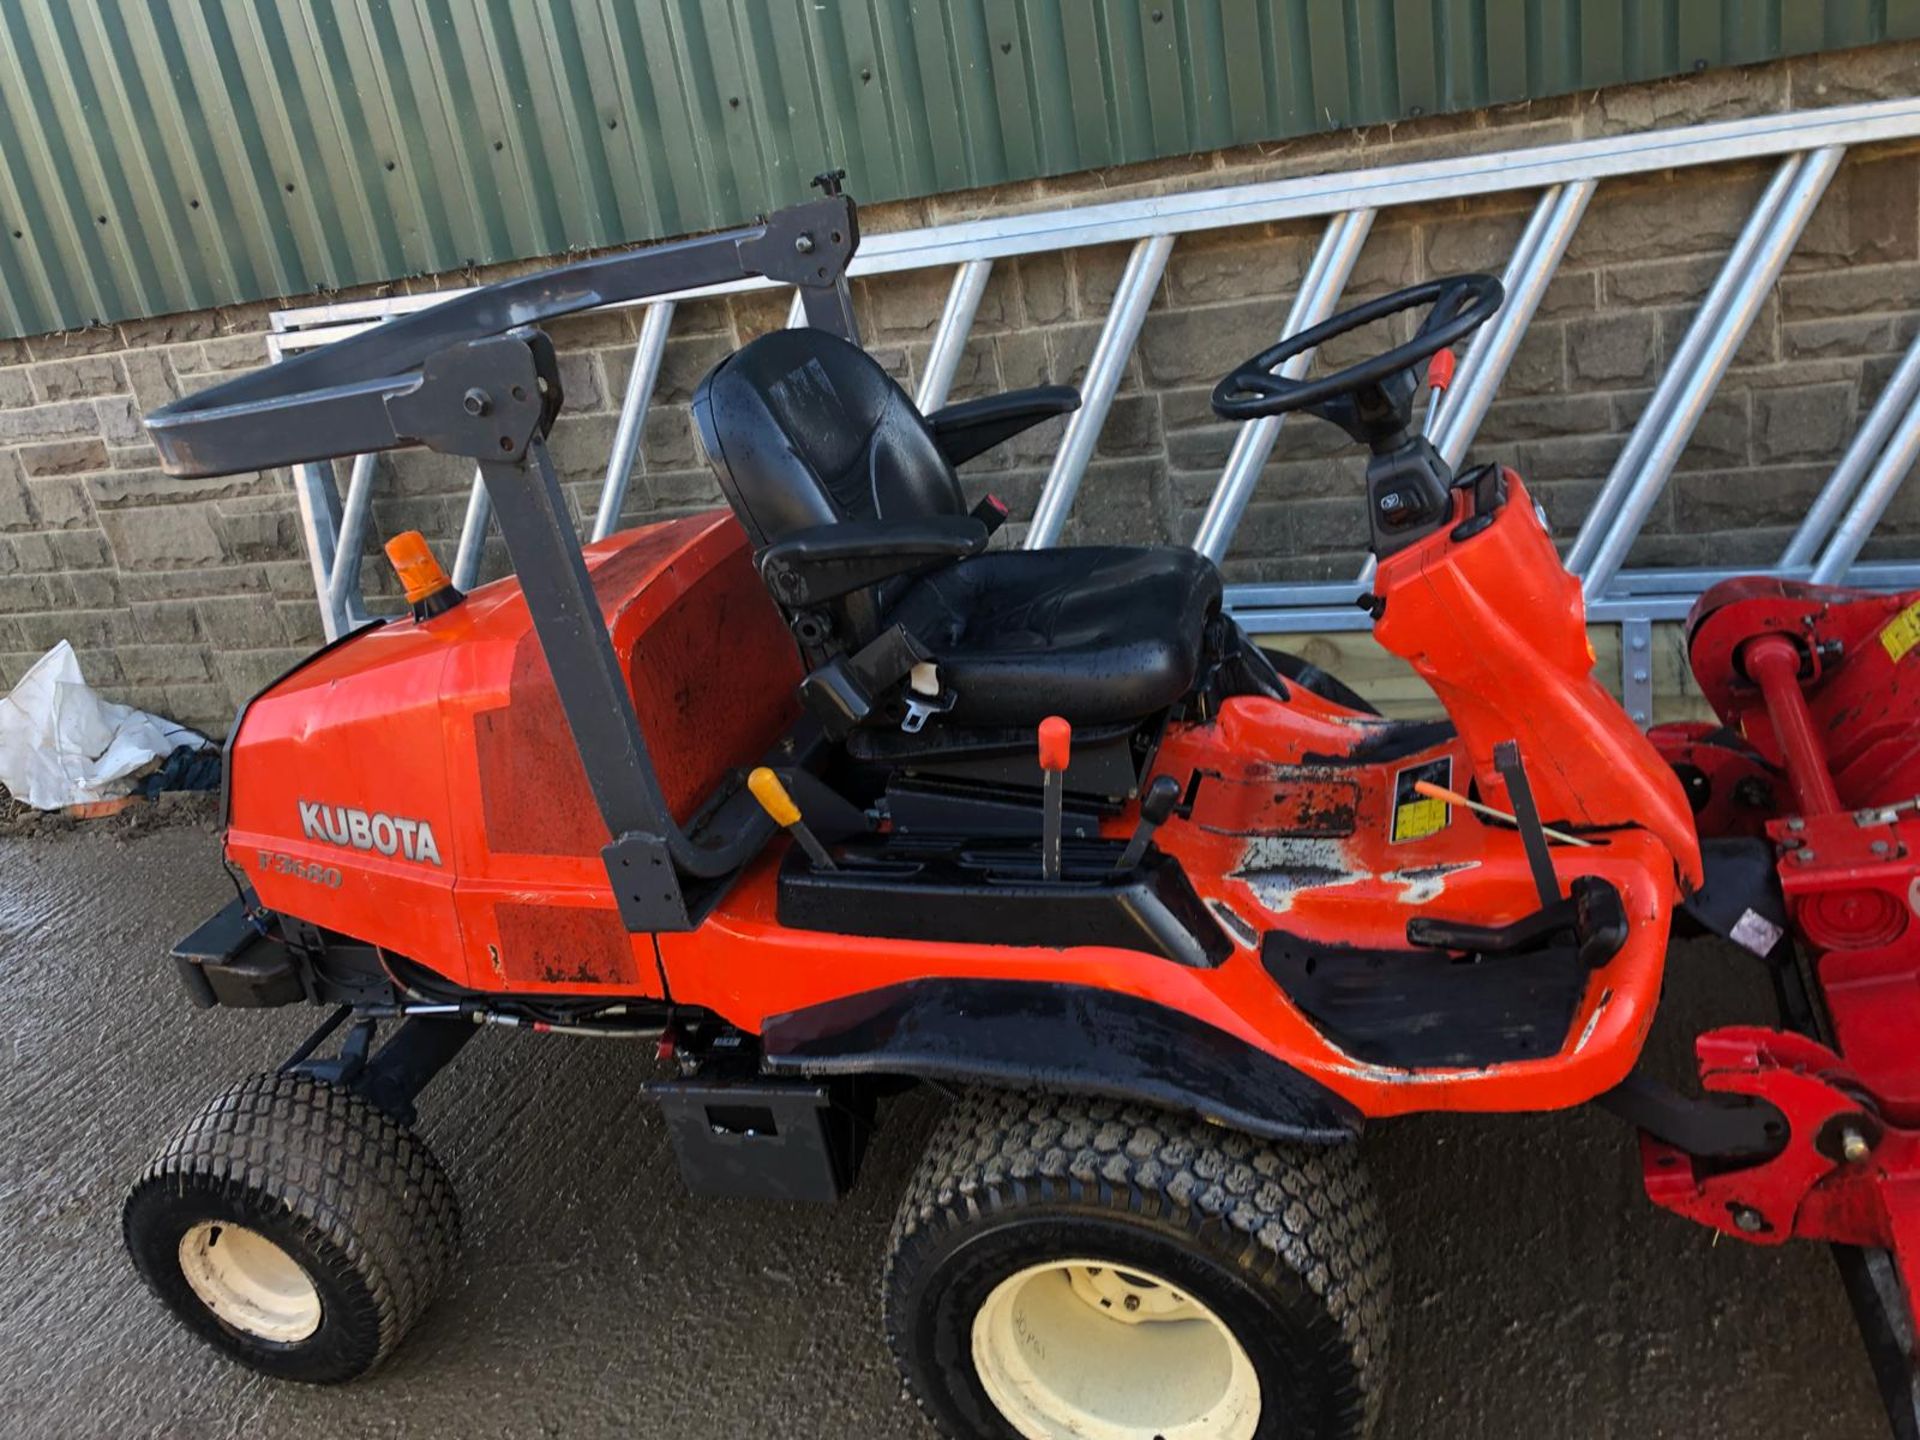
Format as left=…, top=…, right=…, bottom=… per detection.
left=1261, top=929, right=1588, bottom=1068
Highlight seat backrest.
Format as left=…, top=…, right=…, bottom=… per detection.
left=693, top=327, right=965, bottom=548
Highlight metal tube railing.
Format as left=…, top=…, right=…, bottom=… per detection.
left=293, top=461, right=349, bottom=641
left=1564, top=154, right=1806, bottom=579
left=264, top=104, right=1918, bottom=697
left=1025, top=234, right=1175, bottom=548
left=1570, top=147, right=1844, bottom=597
left=1782, top=327, right=1920, bottom=567
left=450, top=473, right=492, bottom=590
left=915, top=261, right=993, bottom=413
left=1221, top=564, right=1920, bottom=637
left=1191, top=210, right=1374, bottom=562
left=1432, top=181, right=1594, bottom=467
left=324, top=452, right=378, bottom=627
left=591, top=302, right=676, bottom=542
left=1811, top=386, right=1920, bottom=584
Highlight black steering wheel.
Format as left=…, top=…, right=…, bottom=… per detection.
left=1211, top=274, right=1504, bottom=423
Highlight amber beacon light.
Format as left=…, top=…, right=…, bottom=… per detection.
left=384, top=531, right=464, bottom=620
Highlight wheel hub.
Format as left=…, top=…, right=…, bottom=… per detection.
left=971, top=1258, right=1261, bottom=1439
left=177, top=1221, right=322, bottom=1343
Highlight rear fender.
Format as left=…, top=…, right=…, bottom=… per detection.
left=759, top=978, right=1361, bottom=1144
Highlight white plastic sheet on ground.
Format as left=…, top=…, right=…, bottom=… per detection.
left=0, top=641, right=208, bottom=810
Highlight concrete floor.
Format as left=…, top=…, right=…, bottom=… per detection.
left=0, top=820, right=1891, bottom=1439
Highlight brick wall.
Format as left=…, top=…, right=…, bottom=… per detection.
left=1, top=41, right=1917, bottom=740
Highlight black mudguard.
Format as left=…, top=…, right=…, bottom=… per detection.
left=760, top=978, right=1361, bottom=1145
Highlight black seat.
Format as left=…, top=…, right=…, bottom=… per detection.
left=694, top=328, right=1221, bottom=731
left=885, top=546, right=1219, bottom=726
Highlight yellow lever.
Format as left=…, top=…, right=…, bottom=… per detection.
left=748, top=767, right=802, bottom=827
left=748, top=767, right=835, bottom=869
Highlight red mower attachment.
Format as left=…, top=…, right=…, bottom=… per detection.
left=1641, top=1025, right=1919, bottom=1273
left=1649, top=578, right=1920, bottom=1437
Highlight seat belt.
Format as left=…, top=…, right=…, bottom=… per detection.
left=798, top=623, right=947, bottom=739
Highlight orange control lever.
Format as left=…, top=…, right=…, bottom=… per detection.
left=1038, top=715, right=1072, bottom=772
left=1038, top=716, right=1071, bottom=880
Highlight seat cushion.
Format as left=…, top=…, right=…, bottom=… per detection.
left=886, top=546, right=1223, bottom=726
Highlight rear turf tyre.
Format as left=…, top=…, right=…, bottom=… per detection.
left=885, top=1089, right=1389, bottom=1440
left=122, top=1071, right=460, bottom=1383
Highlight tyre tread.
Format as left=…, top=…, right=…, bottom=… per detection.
left=885, top=1088, right=1390, bottom=1437
left=124, top=1071, right=460, bottom=1378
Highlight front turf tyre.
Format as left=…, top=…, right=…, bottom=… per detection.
left=885, top=1090, right=1389, bottom=1440
left=122, top=1072, right=460, bottom=1383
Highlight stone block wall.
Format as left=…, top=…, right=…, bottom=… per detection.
left=0, top=41, right=1917, bottom=739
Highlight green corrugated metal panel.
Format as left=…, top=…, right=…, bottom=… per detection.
left=0, top=0, right=1912, bottom=338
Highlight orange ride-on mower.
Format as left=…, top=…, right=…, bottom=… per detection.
left=126, top=182, right=1762, bottom=1440
left=1646, top=579, right=1920, bottom=1440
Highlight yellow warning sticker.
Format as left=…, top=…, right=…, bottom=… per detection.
left=1390, top=757, right=1453, bottom=843
left=1393, top=796, right=1450, bottom=843
left=1881, top=599, right=1920, bottom=664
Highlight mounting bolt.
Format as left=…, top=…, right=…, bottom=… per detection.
left=462, top=387, right=491, bottom=417
left=1733, top=1206, right=1766, bottom=1233
left=1794, top=849, right=1816, bottom=863
left=793, top=233, right=815, bottom=254
left=1841, top=1128, right=1872, bottom=1164
left=1787, top=817, right=1805, bottom=832
left=1123, top=1293, right=1141, bottom=1312
left=1872, top=839, right=1891, bottom=856
left=1631, top=634, right=1648, bottom=652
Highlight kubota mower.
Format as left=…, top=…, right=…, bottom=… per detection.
left=1647, top=579, right=1920, bottom=1440
left=123, top=181, right=1812, bottom=1439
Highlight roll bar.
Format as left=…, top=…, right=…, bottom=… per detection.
left=142, top=185, right=863, bottom=932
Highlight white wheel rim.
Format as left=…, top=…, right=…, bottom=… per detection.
left=971, top=1258, right=1262, bottom=1440
left=177, top=1221, right=322, bottom=1343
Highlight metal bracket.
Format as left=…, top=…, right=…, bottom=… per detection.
left=1620, top=617, right=1654, bottom=728
left=1598, top=1070, right=1789, bottom=1162
left=605, top=831, right=692, bottom=931
left=385, top=333, right=556, bottom=462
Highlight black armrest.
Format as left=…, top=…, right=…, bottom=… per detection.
left=760, top=515, right=988, bottom=606
left=926, top=385, right=1080, bottom=466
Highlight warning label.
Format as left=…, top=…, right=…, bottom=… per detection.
left=1880, top=598, right=1920, bottom=664
left=1390, top=756, right=1453, bottom=843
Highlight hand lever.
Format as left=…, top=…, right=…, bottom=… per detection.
left=1421, top=346, right=1455, bottom=439
left=1113, top=775, right=1181, bottom=875
left=1493, top=740, right=1559, bottom=906
left=1038, top=716, right=1071, bottom=882
left=748, top=767, right=837, bottom=871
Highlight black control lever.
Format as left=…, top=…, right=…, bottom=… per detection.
left=1494, top=739, right=1561, bottom=907
left=1112, top=775, right=1181, bottom=875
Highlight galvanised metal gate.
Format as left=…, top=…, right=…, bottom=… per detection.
left=269, top=97, right=1920, bottom=726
